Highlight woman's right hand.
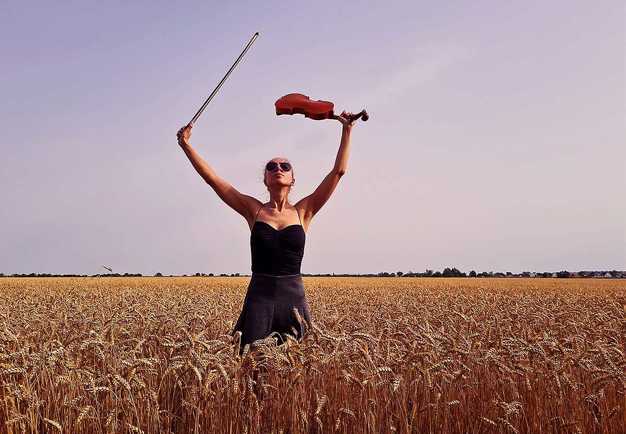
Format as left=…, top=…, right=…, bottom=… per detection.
left=177, top=124, right=193, bottom=147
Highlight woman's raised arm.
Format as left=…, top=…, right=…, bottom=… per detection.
left=296, top=113, right=356, bottom=223
left=177, top=124, right=260, bottom=222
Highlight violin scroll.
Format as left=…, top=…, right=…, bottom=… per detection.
left=342, top=110, right=369, bottom=123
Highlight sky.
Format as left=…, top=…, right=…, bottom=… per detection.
left=1, top=0, right=624, bottom=275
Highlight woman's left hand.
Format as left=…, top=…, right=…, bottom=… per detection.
left=337, top=111, right=356, bottom=129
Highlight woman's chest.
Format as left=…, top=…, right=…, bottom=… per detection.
left=251, top=223, right=306, bottom=251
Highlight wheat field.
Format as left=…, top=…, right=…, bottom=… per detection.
left=0, top=277, right=624, bottom=433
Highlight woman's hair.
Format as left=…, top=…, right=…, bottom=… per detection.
left=261, top=159, right=295, bottom=191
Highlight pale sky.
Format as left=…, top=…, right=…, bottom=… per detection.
left=1, top=1, right=624, bottom=275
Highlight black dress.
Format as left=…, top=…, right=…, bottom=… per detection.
left=230, top=205, right=312, bottom=353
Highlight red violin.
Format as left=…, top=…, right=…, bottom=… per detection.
left=275, top=93, right=369, bottom=123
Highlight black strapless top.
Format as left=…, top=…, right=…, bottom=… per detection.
left=250, top=207, right=305, bottom=275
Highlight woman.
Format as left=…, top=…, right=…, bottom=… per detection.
left=176, top=111, right=357, bottom=354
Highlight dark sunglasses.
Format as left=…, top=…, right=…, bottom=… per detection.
left=266, top=161, right=292, bottom=172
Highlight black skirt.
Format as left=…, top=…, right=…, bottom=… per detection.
left=231, top=272, right=312, bottom=353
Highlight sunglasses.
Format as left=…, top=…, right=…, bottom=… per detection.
left=266, top=161, right=292, bottom=172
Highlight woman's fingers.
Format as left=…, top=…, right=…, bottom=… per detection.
left=177, top=124, right=192, bottom=137
left=177, top=124, right=195, bottom=147
left=177, top=125, right=191, bottom=146
left=339, top=111, right=356, bottom=125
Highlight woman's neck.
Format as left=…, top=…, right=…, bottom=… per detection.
left=266, top=188, right=291, bottom=211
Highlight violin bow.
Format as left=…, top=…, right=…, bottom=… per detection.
left=188, top=32, right=260, bottom=126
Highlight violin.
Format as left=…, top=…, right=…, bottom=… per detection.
left=275, top=93, right=369, bottom=123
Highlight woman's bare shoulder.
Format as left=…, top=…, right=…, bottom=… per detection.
left=243, top=196, right=265, bottom=228
left=294, top=202, right=311, bottom=233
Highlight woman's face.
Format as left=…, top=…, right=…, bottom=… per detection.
left=265, top=157, right=293, bottom=188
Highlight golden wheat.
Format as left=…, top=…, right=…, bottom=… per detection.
left=0, top=277, right=623, bottom=433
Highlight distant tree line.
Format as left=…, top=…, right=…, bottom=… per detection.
left=371, top=268, right=625, bottom=278
left=0, top=272, right=236, bottom=277
left=0, top=273, right=145, bottom=277
left=1, top=269, right=623, bottom=278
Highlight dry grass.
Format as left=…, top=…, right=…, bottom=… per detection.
left=0, top=277, right=624, bottom=433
